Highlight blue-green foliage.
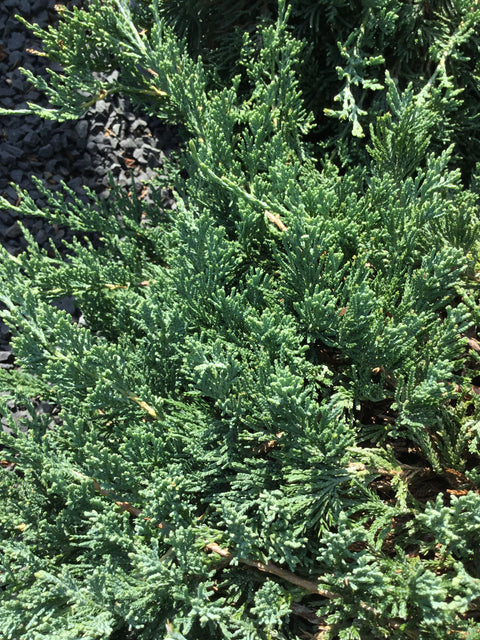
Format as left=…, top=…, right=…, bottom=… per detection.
left=1, top=0, right=480, bottom=638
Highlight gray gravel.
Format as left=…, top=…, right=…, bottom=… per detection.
left=0, top=0, right=179, bottom=429
left=0, top=0, right=178, bottom=251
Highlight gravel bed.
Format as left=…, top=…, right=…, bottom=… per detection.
left=0, top=0, right=179, bottom=429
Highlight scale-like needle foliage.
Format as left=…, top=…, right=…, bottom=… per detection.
left=1, top=1, right=480, bottom=638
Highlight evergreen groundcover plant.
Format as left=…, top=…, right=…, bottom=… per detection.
left=2, top=0, right=480, bottom=638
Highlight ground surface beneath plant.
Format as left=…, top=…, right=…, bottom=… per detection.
left=0, top=0, right=178, bottom=432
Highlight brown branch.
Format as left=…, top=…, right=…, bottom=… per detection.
left=3, top=463, right=416, bottom=633
left=73, top=470, right=169, bottom=527
left=205, top=542, right=338, bottom=600
left=291, top=602, right=327, bottom=626
left=75, top=469, right=337, bottom=599
left=265, top=209, right=288, bottom=232
left=467, top=336, right=480, bottom=352
left=72, top=470, right=411, bottom=634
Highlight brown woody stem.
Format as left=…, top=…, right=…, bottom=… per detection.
left=72, top=469, right=409, bottom=634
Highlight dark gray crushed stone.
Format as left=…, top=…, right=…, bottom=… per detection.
left=0, top=0, right=178, bottom=255
left=0, top=0, right=179, bottom=429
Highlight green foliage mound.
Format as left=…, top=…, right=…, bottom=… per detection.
left=1, top=1, right=480, bottom=638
